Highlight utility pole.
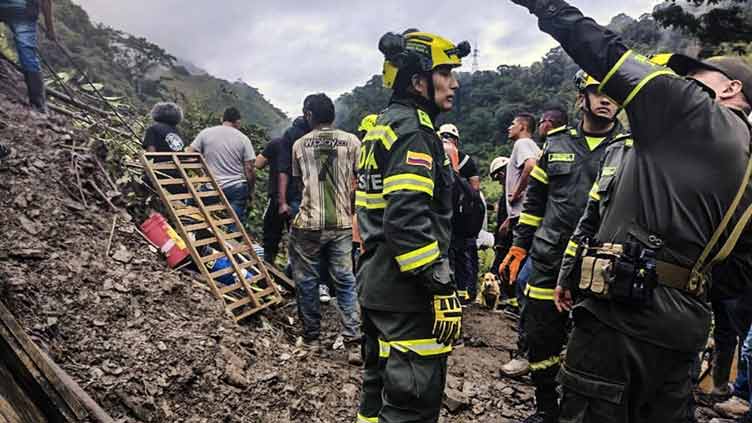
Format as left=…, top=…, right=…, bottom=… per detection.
left=472, top=41, right=480, bottom=73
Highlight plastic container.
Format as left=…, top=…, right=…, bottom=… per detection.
left=140, top=213, right=190, bottom=268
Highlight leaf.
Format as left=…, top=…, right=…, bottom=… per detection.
left=81, top=82, right=104, bottom=92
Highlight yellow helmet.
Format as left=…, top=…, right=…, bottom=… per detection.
left=574, top=69, right=600, bottom=92
left=358, top=114, right=378, bottom=133
left=379, top=30, right=471, bottom=89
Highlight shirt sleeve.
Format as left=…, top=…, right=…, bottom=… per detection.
left=190, top=130, right=204, bottom=153
left=277, top=138, right=293, bottom=175
left=513, top=145, right=548, bottom=251
left=243, top=135, right=255, bottom=162
left=291, top=141, right=301, bottom=178
left=459, top=154, right=479, bottom=179
left=383, top=130, right=443, bottom=274
left=142, top=126, right=157, bottom=150
left=513, top=140, right=540, bottom=168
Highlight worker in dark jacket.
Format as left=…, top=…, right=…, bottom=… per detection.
left=355, top=30, right=470, bottom=423
left=509, top=0, right=752, bottom=421
left=499, top=70, right=623, bottom=423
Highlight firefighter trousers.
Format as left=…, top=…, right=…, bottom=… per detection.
left=557, top=309, right=695, bottom=423
left=357, top=308, right=450, bottom=423
left=524, top=295, right=569, bottom=416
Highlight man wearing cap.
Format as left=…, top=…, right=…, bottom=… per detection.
left=508, top=0, right=752, bottom=421
left=439, top=123, right=483, bottom=304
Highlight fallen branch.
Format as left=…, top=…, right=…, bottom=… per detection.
left=87, top=178, right=116, bottom=210
left=105, top=216, right=117, bottom=257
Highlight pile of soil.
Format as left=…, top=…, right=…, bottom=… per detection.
left=0, top=59, right=725, bottom=423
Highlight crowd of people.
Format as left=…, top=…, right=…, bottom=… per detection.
left=5, top=0, right=752, bottom=422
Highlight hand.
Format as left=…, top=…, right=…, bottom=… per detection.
left=420, top=259, right=454, bottom=296
left=554, top=286, right=573, bottom=312
left=510, top=191, right=522, bottom=205
left=499, top=246, right=527, bottom=285
left=45, top=26, right=56, bottom=42
left=278, top=202, right=291, bottom=218
left=510, top=0, right=538, bottom=11
left=498, top=218, right=511, bottom=237
left=432, top=294, right=463, bottom=345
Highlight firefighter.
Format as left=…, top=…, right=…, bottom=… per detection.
left=499, top=70, right=624, bottom=423
left=355, top=29, right=470, bottom=423
left=508, top=0, right=752, bottom=421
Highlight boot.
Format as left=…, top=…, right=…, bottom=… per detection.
left=24, top=71, right=47, bottom=113
left=712, top=348, right=736, bottom=397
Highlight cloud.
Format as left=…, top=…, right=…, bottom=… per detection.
left=74, top=0, right=660, bottom=117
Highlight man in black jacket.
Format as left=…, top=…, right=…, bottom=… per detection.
left=508, top=0, right=752, bottom=421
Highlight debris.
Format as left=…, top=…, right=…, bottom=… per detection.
left=111, top=247, right=133, bottom=263
left=444, top=388, right=470, bottom=413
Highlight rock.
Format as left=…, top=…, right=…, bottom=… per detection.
left=341, top=383, right=358, bottom=398
left=224, top=365, right=250, bottom=388
left=220, top=345, right=246, bottom=370
left=443, top=388, right=470, bottom=413
left=112, top=247, right=133, bottom=263
left=18, top=215, right=41, bottom=235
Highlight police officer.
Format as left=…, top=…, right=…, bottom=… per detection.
left=355, top=30, right=470, bottom=422
left=499, top=70, right=623, bottom=423
left=508, top=0, right=752, bottom=421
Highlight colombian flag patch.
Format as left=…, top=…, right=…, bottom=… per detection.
left=406, top=151, right=433, bottom=169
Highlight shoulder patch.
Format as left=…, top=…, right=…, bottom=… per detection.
left=548, top=153, right=575, bottom=162
left=602, top=166, right=617, bottom=176
left=406, top=150, right=433, bottom=170
left=417, top=109, right=434, bottom=130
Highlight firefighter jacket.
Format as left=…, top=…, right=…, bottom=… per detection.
left=512, top=123, right=626, bottom=299
left=557, top=137, right=634, bottom=289
left=525, top=0, right=752, bottom=353
left=356, top=96, right=454, bottom=313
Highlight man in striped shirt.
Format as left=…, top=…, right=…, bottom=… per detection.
left=289, top=93, right=362, bottom=356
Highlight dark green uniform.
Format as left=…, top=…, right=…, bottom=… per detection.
left=356, top=96, right=454, bottom=423
left=512, top=123, right=626, bottom=417
left=514, top=0, right=752, bottom=421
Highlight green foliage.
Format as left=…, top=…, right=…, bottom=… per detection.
left=653, top=0, right=752, bottom=49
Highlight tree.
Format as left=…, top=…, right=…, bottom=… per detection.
left=653, top=0, right=752, bottom=47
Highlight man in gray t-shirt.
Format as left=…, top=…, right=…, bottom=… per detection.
left=189, top=107, right=256, bottom=223
left=504, top=113, right=540, bottom=220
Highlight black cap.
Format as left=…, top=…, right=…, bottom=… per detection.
left=668, top=54, right=752, bottom=106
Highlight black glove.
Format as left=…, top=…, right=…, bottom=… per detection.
left=510, top=0, right=538, bottom=10
left=419, top=259, right=455, bottom=296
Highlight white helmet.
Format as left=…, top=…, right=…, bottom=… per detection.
left=438, top=123, right=460, bottom=140
left=490, top=156, right=510, bottom=175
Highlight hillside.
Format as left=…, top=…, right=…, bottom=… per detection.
left=0, top=0, right=288, bottom=132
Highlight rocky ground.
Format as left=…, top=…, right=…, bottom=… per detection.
left=0, top=59, right=731, bottom=423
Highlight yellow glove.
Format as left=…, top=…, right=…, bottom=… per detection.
left=499, top=246, right=527, bottom=284
left=432, top=294, right=463, bottom=345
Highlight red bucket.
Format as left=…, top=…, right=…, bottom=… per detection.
left=140, top=213, right=190, bottom=268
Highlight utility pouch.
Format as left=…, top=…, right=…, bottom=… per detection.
left=578, top=242, right=658, bottom=306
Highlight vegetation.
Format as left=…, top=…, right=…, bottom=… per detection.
left=653, top=0, right=752, bottom=52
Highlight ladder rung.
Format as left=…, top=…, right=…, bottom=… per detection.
left=184, top=222, right=209, bottom=232
left=223, top=232, right=244, bottom=240
left=158, top=178, right=185, bottom=186
left=189, top=176, right=212, bottom=184
left=234, top=300, right=276, bottom=321
left=181, top=163, right=204, bottom=169
left=205, top=204, right=227, bottom=213
left=254, top=286, right=277, bottom=298
left=197, top=190, right=220, bottom=198
left=167, top=193, right=193, bottom=201
left=216, top=218, right=235, bottom=226
left=152, top=163, right=178, bottom=170
left=175, top=207, right=201, bottom=217
left=199, top=244, right=251, bottom=264
left=220, top=281, right=243, bottom=295
left=209, top=266, right=235, bottom=280
left=194, top=236, right=218, bottom=247
left=238, top=260, right=260, bottom=271
left=227, top=296, right=253, bottom=311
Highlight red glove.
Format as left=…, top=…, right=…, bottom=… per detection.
left=499, top=246, right=527, bottom=284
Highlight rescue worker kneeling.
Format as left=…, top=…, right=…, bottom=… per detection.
left=355, top=29, right=470, bottom=423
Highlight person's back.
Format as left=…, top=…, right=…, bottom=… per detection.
left=192, top=125, right=254, bottom=189
left=292, top=128, right=360, bottom=230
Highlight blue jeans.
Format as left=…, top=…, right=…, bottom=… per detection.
left=6, top=18, right=40, bottom=72
left=221, top=182, right=248, bottom=233
left=515, top=258, right=533, bottom=354
left=289, top=227, right=361, bottom=341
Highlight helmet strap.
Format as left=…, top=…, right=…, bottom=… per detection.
left=581, top=90, right=616, bottom=125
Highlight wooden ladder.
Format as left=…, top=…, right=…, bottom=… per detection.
left=140, top=152, right=282, bottom=322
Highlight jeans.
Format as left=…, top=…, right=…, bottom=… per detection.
left=742, top=326, right=752, bottom=416
left=6, top=18, right=40, bottom=72
left=289, top=227, right=361, bottom=341
left=221, top=182, right=248, bottom=233
left=516, top=258, right=532, bottom=354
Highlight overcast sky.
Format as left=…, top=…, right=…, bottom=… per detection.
left=74, top=0, right=660, bottom=117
